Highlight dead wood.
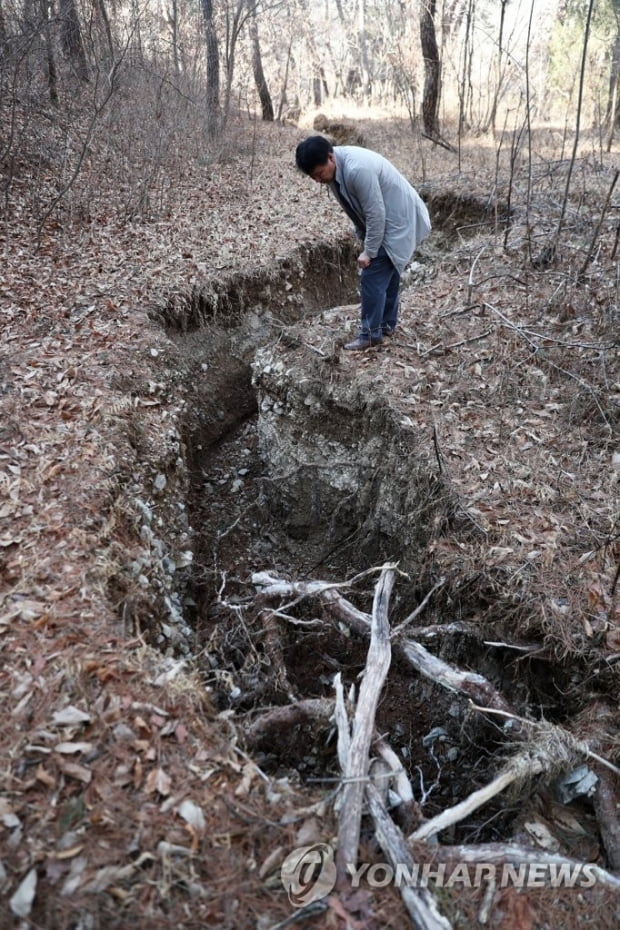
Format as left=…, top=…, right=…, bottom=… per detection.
left=374, top=737, right=415, bottom=807
left=250, top=569, right=620, bottom=888
left=334, top=672, right=352, bottom=774
left=336, top=565, right=394, bottom=882
left=243, top=697, right=334, bottom=748
left=410, top=758, right=544, bottom=843
left=400, top=640, right=528, bottom=737
left=411, top=841, right=620, bottom=893
left=366, top=782, right=453, bottom=930
left=253, top=572, right=529, bottom=738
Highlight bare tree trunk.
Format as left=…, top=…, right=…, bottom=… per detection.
left=0, top=0, right=7, bottom=50
left=94, top=0, right=115, bottom=62
left=420, top=0, right=440, bottom=138
left=554, top=0, right=596, bottom=250
left=40, top=0, right=59, bottom=106
left=200, top=0, right=220, bottom=138
left=457, top=0, right=474, bottom=154
left=606, top=1, right=620, bottom=147
left=248, top=0, right=273, bottom=121
left=59, top=0, right=89, bottom=81
left=276, top=34, right=293, bottom=120
left=357, top=0, right=371, bottom=99
left=168, top=0, right=181, bottom=77
left=221, top=0, right=247, bottom=133
left=489, top=0, right=507, bottom=134
left=296, top=0, right=329, bottom=106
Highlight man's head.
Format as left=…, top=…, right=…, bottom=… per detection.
left=295, top=135, right=337, bottom=183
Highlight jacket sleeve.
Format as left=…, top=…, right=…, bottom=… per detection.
left=347, top=166, right=385, bottom=258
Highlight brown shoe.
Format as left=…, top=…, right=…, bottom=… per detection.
left=343, top=336, right=383, bottom=351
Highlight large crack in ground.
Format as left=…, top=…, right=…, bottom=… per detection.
left=149, top=194, right=617, bottom=855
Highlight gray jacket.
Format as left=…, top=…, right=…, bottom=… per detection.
left=330, top=146, right=431, bottom=274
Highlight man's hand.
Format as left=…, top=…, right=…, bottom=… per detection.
left=357, top=251, right=372, bottom=269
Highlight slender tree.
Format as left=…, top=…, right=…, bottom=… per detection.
left=40, top=0, right=59, bottom=106
left=167, top=0, right=181, bottom=77
left=555, top=0, right=597, bottom=249
left=59, top=0, right=89, bottom=81
left=420, top=0, right=441, bottom=138
left=488, top=0, right=508, bottom=134
left=200, top=0, right=221, bottom=136
left=94, top=0, right=115, bottom=61
left=606, top=0, right=620, bottom=144
left=248, top=0, right=274, bottom=120
left=0, top=0, right=7, bottom=50
left=296, top=0, right=329, bottom=105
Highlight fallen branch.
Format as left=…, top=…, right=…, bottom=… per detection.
left=410, top=841, right=620, bottom=893
left=366, top=782, right=453, bottom=930
left=421, top=131, right=457, bottom=153
left=333, top=672, right=351, bottom=774
left=401, top=640, right=527, bottom=737
left=243, top=698, right=334, bottom=748
left=374, top=737, right=419, bottom=833
left=336, top=565, right=395, bottom=882
left=410, top=756, right=545, bottom=843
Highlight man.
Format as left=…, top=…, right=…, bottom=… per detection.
left=295, top=135, right=431, bottom=351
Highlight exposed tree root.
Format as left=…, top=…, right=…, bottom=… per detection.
left=247, top=567, right=620, bottom=926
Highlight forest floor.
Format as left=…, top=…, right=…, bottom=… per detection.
left=1, top=102, right=619, bottom=930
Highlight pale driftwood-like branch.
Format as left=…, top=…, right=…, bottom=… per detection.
left=410, top=758, right=544, bottom=843
left=366, top=782, right=453, bottom=930
left=336, top=566, right=395, bottom=882
left=411, top=841, right=620, bottom=893
left=401, top=640, right=528, bottom=738
left=243, top=698, right=334, bottom=748
left=322, top=588, right=371, bottom=635
left=333, top=672, right=351, bottom=775
left=374, top=737, right=419, bottom=835
left=375, top=738, right=415, bottom=807
left=409, top=620, right=484, bottom=640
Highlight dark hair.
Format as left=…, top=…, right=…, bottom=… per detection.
left=295, top=135, right=334, bottom=174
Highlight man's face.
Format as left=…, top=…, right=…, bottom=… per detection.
left=310, top=152, right=336, bottom=183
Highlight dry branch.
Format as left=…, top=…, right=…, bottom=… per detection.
left=366, top=782, right=453, bottom=930
left=412, top=841, right=620, bottom=893
left=400, top=640, right=527, bottom=737
left=333, top=672, right=351, bottom=774
left=243, top=697, right=334, bottom=748
left=336, top=565, right=394, bottom=881
left=374, top=737, right=415, bottom=808
left=410, top=757, right=544, bottom=843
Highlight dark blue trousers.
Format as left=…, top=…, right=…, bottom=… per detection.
left=359, top=247, right=400, bottom=340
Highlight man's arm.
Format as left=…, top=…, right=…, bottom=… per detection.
left=347, top=166, right=386, bottom=261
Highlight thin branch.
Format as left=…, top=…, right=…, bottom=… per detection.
left=391, top=578, right=446, bottom=638
left=336, top=566, right=394, bottom=881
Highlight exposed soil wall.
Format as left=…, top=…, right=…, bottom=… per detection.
left=121, top=188, right=619, bottom=922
